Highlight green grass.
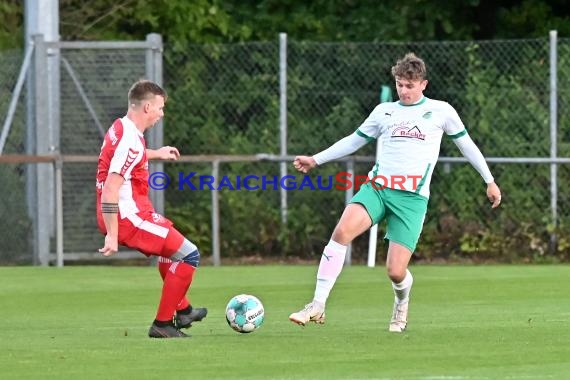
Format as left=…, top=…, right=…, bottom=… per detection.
left=1, top=265, right=569, bottom=379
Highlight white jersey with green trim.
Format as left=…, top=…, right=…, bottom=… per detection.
left=357, top=97, right=466, bottom=198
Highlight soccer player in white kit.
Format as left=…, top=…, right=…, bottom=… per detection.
left=289, top=53, right=502, bottom=332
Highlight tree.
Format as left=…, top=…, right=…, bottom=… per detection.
left=0, top=0, right=23, bottom=49
left=2, top=0, right=568, bottom=50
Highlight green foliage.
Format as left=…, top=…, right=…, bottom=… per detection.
left=3, top=1, right=570, bottom=262
left=0, top=0, right=22, bottom=49
left=159, top=36, right=570, bottom=262
left=0, top=165, right=31, bottom=262
left=59, top=0, right=244, bottom=43
left=4, top=0, right=568, bottom=50
left=419, top=40, right=567, bottom=261
left=223, top=0, right=479, bottom=41
left=164, top=43, right=279, bottom=154
left=496, top=0, right=570, bottom=38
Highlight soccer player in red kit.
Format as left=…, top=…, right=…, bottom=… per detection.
left=96, top=80, right=207, bottom=338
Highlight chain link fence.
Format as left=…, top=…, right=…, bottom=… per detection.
left=163, top=36, right=570, bottom=263
left=0, top=39, right=154, bottom=264
left=0, top=48, right=32, bottom=263
left=59, top=47, right=150, bottom=257
left=1, top=35, right=569, bottom=264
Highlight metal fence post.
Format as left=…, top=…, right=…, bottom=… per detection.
left=344, top=158, right=354, bottom=265
left=367, top=85, right=392, bottom=267
left=279, top=33, right=288, bottom=225
left=55, top=156, right=63, bottom=267
left=212, top=160, right=221, bottom=266
left=549, top=30, right=558, bottom=254
left=32, top=34, right=51, bottom=266
left=146, top=33, right=165, bottom=216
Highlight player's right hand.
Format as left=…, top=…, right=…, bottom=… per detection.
left=99, top=234, right=119, bottom=256
left=293, top=156, right=317, bottom=174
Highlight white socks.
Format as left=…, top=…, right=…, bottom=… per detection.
left=313, top=240, right=347, bottom=304
left=392, top=269, right=413, bottom=304
left=312, top=240, right=413, bottom=307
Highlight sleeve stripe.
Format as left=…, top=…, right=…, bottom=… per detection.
left=447, top=128, right=468, bottom=139
left=356, top=129, right=376, bottom=142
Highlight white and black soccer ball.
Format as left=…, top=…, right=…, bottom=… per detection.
left=225, top=294, right=264, bottom=333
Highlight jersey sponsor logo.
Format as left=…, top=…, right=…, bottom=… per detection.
left=120, top=148, right=139, bottom=176
left=391, top=125, right=426, bottom=141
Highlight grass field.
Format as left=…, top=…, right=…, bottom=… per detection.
left=1, top=264, right=569, bottom=379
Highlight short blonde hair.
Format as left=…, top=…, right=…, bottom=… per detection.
left=391, top=53, right=427, bottom=81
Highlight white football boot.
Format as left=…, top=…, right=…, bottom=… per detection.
left=289, top=301, right=326, bottom=326
left=389, top=301, right=408, bottom=332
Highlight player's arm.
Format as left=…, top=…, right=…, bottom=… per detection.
left=99, top=172, right=125, bottom=256
left=453, top=135, right=502, bottom=208
left=146, top=146, right=180, bottom=160
left=444, top=103, right=501, bottom=208
left=294, top=105, right=382, bottom=174
left=294, top=133, right=371, bottom=174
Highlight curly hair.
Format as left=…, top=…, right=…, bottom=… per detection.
left=391, top=53, right=427, bottom=81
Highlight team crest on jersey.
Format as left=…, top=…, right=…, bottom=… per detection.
left=391, top=125, right=426, bottom=140
left=152, top=213, right=165, bottom=224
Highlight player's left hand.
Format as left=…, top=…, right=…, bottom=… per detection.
left=99, top=234, right=119, bottom=256
left=487, top=182, right=502, bottom=208
left=158, top=146, right=180, bottom=160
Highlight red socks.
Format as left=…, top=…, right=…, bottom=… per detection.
left=155, top=260, right=195, bottom=322
left=158, top=257, right=190, bottom=310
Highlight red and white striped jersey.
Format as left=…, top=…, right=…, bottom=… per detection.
left=96, top=116, right=153, bottom=221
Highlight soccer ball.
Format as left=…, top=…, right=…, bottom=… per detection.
left=225, top=294, right=265, bottom=333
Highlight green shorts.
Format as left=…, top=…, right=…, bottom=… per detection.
left=349, top=182, right=428, bottom=252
